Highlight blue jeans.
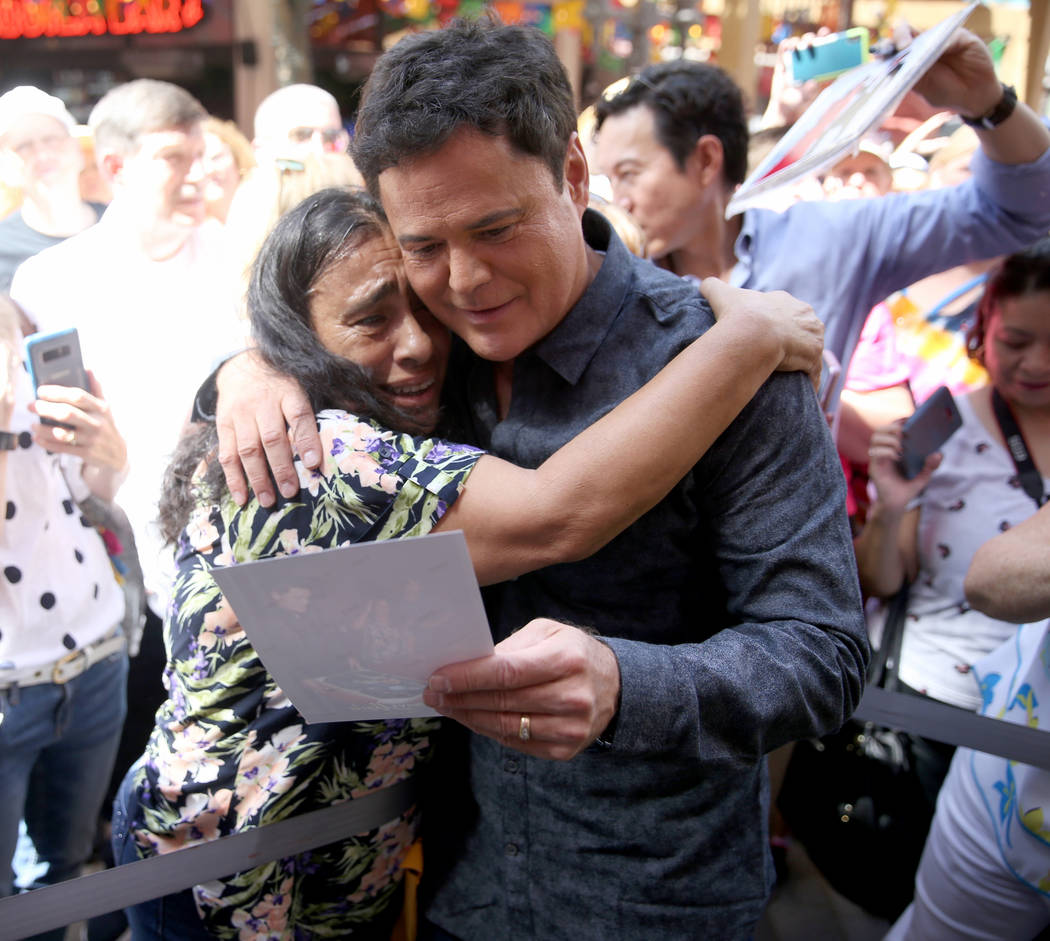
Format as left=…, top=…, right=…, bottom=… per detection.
left=112, top=770, right=212, bottom=941
left=0, top=648, right=128, bottom=941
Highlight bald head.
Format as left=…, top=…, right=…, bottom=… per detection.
left=252, top=84, right=348, bottom=164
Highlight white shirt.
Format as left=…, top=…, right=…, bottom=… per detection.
left=11, top=213, right=246, bottom=611
left=901, top=393, right=1048, bottom=709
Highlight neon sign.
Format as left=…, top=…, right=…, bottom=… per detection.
left=0, top=0, right=205, bottom=39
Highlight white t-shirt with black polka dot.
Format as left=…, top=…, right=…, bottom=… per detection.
left=0, top=368, right=123, bottom=672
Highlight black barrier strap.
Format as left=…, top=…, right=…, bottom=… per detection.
left=855, top=686, right=1050, bottom=770
left=0, top=778, right=415, bottom=940
left=4, top=690, right=1050, bottom=937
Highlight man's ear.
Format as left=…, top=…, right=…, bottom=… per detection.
left=686, top=134, right=725, bottom=189
left=99, top=149, right=124, bottom=185
left=563, top=132, right=590, bottom=212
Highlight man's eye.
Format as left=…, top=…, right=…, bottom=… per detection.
left=481, top=226, right=511, bottom=241
left=406, top=244, right=438, bottom=259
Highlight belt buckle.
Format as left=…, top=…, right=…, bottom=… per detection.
left=52, top=648, right=87, bottom=685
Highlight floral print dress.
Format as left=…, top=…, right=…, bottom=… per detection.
left=124, top=410, right=482, bottom=939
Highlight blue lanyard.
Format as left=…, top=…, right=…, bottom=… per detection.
left=922, top=272, right=989, bottom=320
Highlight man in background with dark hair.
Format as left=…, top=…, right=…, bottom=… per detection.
left=214, top=20, right=866, bottom=939
left=592, top=49, right=1050, bottom=409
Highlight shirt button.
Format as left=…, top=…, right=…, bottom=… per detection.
left=504, top=757, right=519, bottom=774
left=504, top=842, right=519, bottom=857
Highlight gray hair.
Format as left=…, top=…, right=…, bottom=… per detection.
left=89, top=79, right=205, bottom=155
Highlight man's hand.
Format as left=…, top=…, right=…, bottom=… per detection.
left=214, top=350, right=321, bottom=507
left=422, top=618, right=621, bottom=761
left=913, top=27, right=1000, bottom=118
left=701, top=277, right=824, bottom=391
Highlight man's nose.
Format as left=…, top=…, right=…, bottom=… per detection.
left=185, top=154, right=206, bottom=184
left=447, top=246, right=491, bottom=298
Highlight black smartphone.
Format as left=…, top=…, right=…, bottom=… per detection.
left=24, top=328, right=89, bottom=428
left=898, top=385, right=962, bottom=480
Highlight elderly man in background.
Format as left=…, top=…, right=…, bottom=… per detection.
left=250, top=82, right=349, bottom=166
left=0, top=86, right=104, bottom=295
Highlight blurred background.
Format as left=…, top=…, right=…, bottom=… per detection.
left=0, top=1, right=1045, bottom=138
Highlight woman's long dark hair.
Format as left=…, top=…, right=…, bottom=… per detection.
left=967, top=236, right=1050, bottom=363
left=159, top=187, right=427, bottom=543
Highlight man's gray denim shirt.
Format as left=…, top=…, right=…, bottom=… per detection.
left=425, top=211, right=868, bottom=940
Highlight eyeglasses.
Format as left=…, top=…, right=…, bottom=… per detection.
left=287, top=126, right=347, bottom=148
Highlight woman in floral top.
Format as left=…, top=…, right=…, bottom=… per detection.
left=114, top=187, right=824, bottom=939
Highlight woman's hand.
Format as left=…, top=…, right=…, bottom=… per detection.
left=29, top=372, right=128, bottom=499
left=867, top=421, right=941, bottom=513
left=759, top=34, right=827, bottom=130
left=702, top=278, right=824, bottom=390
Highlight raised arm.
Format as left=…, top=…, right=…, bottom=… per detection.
left=913, top=27, right=1050, bottom=166
left=439, top=279, right=822, bottom=585
left=964, top=501, right=1050, bottom=623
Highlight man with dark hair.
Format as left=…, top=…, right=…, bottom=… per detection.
left=596, top=61, right=750, bottom=187
left=352, top=22, right=578, bottom=188
left=214, top=19, right=866, bottom=939
left=592, top=48, right=1050, bottom=408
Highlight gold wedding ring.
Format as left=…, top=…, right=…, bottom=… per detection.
left=68, top=430, right=77, bottom=447
left=519, top=714, right=531, bottom=742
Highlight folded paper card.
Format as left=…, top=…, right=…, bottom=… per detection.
left=210, top=530, right=494, bottom=722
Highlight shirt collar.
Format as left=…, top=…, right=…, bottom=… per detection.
left=729, top=209, right=754, bottom=287
left=532, top=208, right=634, bottom=385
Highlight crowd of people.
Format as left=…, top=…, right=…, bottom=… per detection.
left=0, top=13, right=1048, bottom=941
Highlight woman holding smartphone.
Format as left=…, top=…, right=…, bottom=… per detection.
left=0, top=296, right=129, bottom=940
left=855, top=236, right=1050, bottom=829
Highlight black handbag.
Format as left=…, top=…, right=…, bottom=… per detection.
left=777, top=583, right=931, bottom=922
